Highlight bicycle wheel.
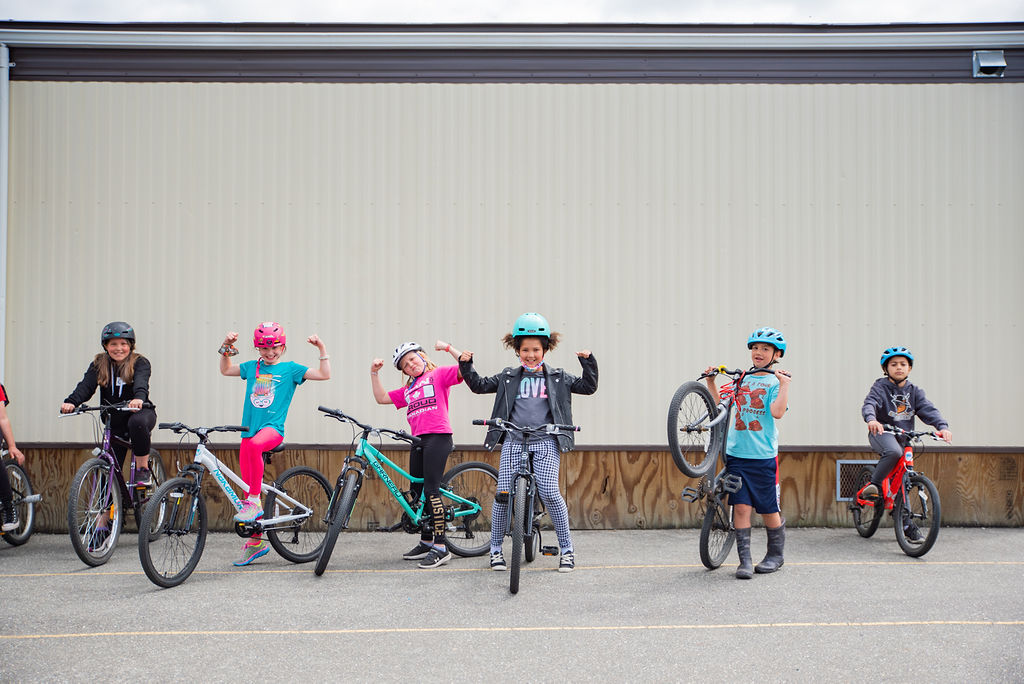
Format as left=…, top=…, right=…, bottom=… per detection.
left=314, top=471, right=360, bottom=576
left=265, top=465, right=331, bottom=564
left=667, top=382, right=722, bottom=478
left=698, top=494, right=736, bottom=569
left=851, top=467, right=883, bottom=538
left=138, top=476, right=207, bottom=588
left=894, top=473, right=941, bottom=558
left=1, top=460, right=35, bottom=546
left=132, top=451, right=169, bottom=537
left=440, top=461, right=498, bottom=557
left=509, top=480, right=528, bottom=595
left=67, top=457, right=123, bottom=566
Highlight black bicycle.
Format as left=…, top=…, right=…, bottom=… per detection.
left=473, top=418, right=578, bottom=595
left=1, top=441, right=41, bottom=546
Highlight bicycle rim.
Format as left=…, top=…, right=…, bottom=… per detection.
left=667, top=382, right=721, bottom=478
left=265, top=466, right=331, bottom=564
left=67, top=458, right=123, bottom=566
left=699, top=494, right=735, bottom=569
left=138, top=477, right=207, bottom=588
left=851, top=467, right=882, bottom=538
left=894, top=474, right=941, bottom=557
left=1, top=462, right=34, bottom=546
left=441, top=461, right=498, bottom=557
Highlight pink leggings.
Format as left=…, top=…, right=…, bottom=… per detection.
left=239, top=427, right=283, bottom=498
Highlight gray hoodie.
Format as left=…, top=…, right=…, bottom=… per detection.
left=861, top=377, right=948, bottom=434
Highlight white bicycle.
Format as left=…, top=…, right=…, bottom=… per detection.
left=138, top=421, right=330, bottom=588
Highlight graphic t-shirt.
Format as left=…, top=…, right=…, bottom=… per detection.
left=509, top=367, right=554, bottom=442
left=724, top=372, right=781, bottom=460
left=238, top=360, right=308, bottom=439
left=0, top=383, right=8, bottom=406
left=388, top=365, right=462, bottom=436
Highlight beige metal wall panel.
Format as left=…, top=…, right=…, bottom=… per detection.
left=5, top=81, right=1022, bottom=447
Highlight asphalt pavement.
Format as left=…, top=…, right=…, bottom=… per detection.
left=2, top=526, right=1022, bottom=682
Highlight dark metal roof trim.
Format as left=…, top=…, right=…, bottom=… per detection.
left=9, top=46, right=1024, bottom=83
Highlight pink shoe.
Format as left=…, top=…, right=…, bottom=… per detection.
left=233, top=499, right=263, bottom=523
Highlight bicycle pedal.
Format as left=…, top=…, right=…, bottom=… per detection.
left=540, top=546, right=559, bottom=556
left=722, top=473, right=743, bottom=494
left=680, top=487, right=700, bottom=503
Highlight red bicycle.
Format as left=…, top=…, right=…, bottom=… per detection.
left=850, top=425, right=942, bottom=557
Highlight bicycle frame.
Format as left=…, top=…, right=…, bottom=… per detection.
left=341, top=435, right=484, bottom=526
left=179, top=441, right=312, bottom=529
left=854, top=426, right=936, bottom=511
left=63, top=405, right=149, bottom=509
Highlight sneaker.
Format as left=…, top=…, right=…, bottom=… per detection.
left=903, top=522, right=924, bottom=542
left=133, top=467, right=153, bottom=488
left=490, top=551, right=507, bottom=571
left=403, top=541, right=434, bottom=560
left=233, top=539, right=269, bottom=566
left=417, top=546, right=452, bottom=569
left=558, top=551, right=575, bottom=573
left=88, top=527, right=110, bottom=552
left=860, top=483, right=880, bottom=499
left=1, top=506, right=18, bottom=532
left=233, top=499, right=264, bottom=523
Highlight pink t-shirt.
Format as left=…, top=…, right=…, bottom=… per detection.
left=387, top=365, right=463, bottom=436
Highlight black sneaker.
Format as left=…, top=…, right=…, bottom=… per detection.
left=903, top=522, right=924, bottom=542
left=489, top=551, right=507, bottom=571
left=417, top=546, right=452, bottom=569
left=134, top=467, right=153, bottom=488
left=558, top=551, right=575, bottom=573
left=403, top=541, right=433, bottom=560
left=1, top=505, right=18, bottom=532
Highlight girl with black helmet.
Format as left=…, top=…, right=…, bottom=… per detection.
left=370, top=340, right=466, bottom=569
left=60, top=322, right=158, bottom=487
left=0, top=383, right=26, bottom=532
left=456, top=313, right=598, bottom=573
left=861, top=347, right=952, bottom=538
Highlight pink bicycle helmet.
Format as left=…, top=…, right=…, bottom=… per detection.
left=254, top=322, right=286, bottom=348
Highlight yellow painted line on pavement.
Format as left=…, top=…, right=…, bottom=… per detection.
left=3, top=620, right=1023, bottom=640
left=2, top=559, right=1023, bottom=579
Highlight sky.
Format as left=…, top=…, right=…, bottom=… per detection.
left=0, top=0, right=1021, bottom=25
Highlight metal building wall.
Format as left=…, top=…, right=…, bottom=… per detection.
left=5, top=80, right=1022, bottom=447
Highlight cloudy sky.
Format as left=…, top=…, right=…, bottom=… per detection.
left=0, top=0, right=1021, bottom=25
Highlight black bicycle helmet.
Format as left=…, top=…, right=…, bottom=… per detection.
left=101, top=321, right=135, bottom=346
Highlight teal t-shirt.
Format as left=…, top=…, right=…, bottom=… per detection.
left=238, top=360, right=308, bottom=439
left=725, top=372, right=781, bottom=460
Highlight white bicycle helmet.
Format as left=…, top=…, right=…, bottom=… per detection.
left=392, top=342, right=423, bottom=369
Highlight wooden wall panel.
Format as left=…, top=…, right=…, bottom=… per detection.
left=12, top=447, right=1023, bottom=534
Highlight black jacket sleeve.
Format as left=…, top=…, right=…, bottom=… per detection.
left=64, top=363, right=99, bottom=406
left=458, top=357, right=501, bottom=394
left=132, top=356, right=153, bottom=403
left=568, top=354, right=598, bottom=395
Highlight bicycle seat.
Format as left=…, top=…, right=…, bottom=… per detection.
left=262, top=443, right=286, bottom=464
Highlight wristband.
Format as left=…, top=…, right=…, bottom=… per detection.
left=445, top=344, right=451, bottom=352
left=320, top=355, right=330, bottom=361
left=370, top=371, right=378, bottom=376
left=219, top=344, right=239, bottom=357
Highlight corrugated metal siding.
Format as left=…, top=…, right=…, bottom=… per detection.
left=6, top=81, right=1023, bottom=447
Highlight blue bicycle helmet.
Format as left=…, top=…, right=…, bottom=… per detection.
left=512, top=312, right=550, bottom=339
left=880, top=346, right=914, bottom=368
left=747, top=327, right=786, bottom=357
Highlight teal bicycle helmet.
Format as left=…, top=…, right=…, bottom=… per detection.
left=747, top=327, right=786, bottom=357
left=512, top=312, right=550, bottom=339
left=880, top=346, right=914, bottom=368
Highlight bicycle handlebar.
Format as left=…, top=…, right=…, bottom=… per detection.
left=884, top=425, right=944, bottom=441
left=59, top=401, right=155, bottom=417
left=157, top=422, right=249, bottom=436
left=698, top=366, right=791, bottom=380
left=472, top=417, right=580, bottom=435
left=317, top=406, right=421, bottom=445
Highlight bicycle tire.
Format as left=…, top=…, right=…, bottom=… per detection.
left=314, top=471, right=359, bottom=576
left=131, top=451, right=169, bottom=537
left=67, top=457, right=123, bottom=566
left=667, top=381, right=722, bottom=478
left=1, top=460, right=35, bottom=546
left=851, top=467, right=882, bottom=538
left=265, top=465, right=332, bottom=564
left=698, top=494, right=735, bottom=569
left=440, top=461, right=498, bottom=557
left=894, top=473, right=941, bottom=558
left=509, top=480, right=528, bottom=595
left=138, top=476, right=207, bottom=588
left=525, top=522, right=540, bottom=563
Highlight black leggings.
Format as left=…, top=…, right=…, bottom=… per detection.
left=408, top=433, right=453, bottom=544
left=108, top=407, right=157, bottom=471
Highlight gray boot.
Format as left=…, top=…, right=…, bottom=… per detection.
left=735, top=527, right=753, bottom=579
left=754, top=520, right=786, bottom=574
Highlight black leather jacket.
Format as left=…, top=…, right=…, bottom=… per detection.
left=459, top=354, right=598, bottom=452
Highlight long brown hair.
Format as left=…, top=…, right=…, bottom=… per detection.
left=92, top=349, right=140, bottom=388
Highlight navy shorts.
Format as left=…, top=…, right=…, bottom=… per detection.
left=725, top=454, right=780, bottom=514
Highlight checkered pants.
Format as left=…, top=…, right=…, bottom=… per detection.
left=490, top=436, right=572, bottom=552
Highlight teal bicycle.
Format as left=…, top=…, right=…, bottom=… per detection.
left=314, top=406, right=498, bottom=576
